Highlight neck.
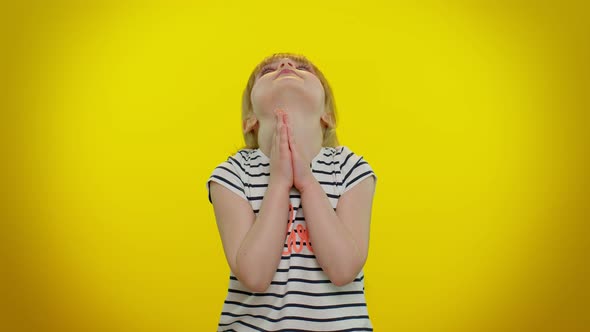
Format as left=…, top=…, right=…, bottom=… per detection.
left=257, top=104, right=324, bottom=163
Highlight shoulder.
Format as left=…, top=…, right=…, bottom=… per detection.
left=312, top=146, right=350, bottom=163
left=206, top=148, right=258, bottom=203
left=218, top=148, right=265, bottom=172
left=310, top=146, right=358, bottom=174
left=335, top=145, right=352, bottom=158
left=333, top=145, right=377, bottom=193
left=334, top=145, right=361, bottom=169
left=226, top=148, right=256, bottom=165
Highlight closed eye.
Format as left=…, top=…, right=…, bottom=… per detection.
left=258, top=64, right=312, bottom=77
left=260, top=67, right=275, bottom=75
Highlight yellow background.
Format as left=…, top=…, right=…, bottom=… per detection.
left=2, top=1, right=588, bottom=331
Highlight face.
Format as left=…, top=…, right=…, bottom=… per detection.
left=250, top=57, right=325, bottom=119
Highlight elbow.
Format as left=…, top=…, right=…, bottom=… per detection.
left=329, top=273, right=358, bottom=287
left=243, top=278, right=272, bottom=293
left=326, top=265, right=364, bottom=287
left=325, top=256, right=367, bottom=287
left=233, top=252, right=279, bottom=293
left=234, top=269, right=272, bottom=293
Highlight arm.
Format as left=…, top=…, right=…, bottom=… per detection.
left=299, top=175, right=376, bottom=286
left=210, top=181, right=290, bottom=293
left=281, top=111, right=376, bottom=286
left=210, top=110, right=293, bottom=293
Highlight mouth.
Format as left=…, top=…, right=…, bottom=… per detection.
left=275, top=69, right=298, bottom=79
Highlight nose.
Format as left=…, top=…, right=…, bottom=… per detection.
left=278, top=58, right=295, bottom=69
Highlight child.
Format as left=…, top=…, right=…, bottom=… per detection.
left=207, top=53, right=377, bottom=331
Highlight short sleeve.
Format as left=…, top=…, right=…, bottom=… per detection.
left=338, top=146, right=377, bottom=195
left=206, top=158, right=248, bottom=203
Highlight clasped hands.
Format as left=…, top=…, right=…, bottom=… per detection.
left=269, top=109, right=316, bottom=192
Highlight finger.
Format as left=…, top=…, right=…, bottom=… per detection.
left=280, top=120, right=288, bottom=146
left=275, top=114, right=281, bottom=150
left=273, top=123, right=278, bottom=149
left=285, top=118, right=293, bottom=148
left=279, top=116, right=289, bottom=153
left=278, top=110, right=284, bottom=129
left=283, top=113, right=295, bottom=150
left=281, top=119, right=289, bottom=149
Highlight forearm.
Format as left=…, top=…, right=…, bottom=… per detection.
left=300, top=179, right=365, bottom=286
left=235, top=181, right=290, bottom=292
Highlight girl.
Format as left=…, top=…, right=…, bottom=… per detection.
left=207, top=53, right=377, bottom=331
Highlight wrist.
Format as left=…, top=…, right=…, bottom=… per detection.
left=296, top=173, right=318, bottom=194
left=268, top=178, right=292, bottom=194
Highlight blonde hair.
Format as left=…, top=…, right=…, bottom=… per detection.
left=241, top=53, right=339, bottom=149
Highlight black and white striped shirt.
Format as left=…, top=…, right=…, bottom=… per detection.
left=207, top=146, right=376, bottom=331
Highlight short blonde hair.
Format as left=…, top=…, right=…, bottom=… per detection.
left=241, top=53, right=339, bottom=149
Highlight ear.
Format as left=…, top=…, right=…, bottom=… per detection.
left=320, top=113, right=333, bottom=129
left=243, top=115, right=259, bottom=134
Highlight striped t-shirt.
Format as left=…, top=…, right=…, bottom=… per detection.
left=206, top=145, right=376, bottom=331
